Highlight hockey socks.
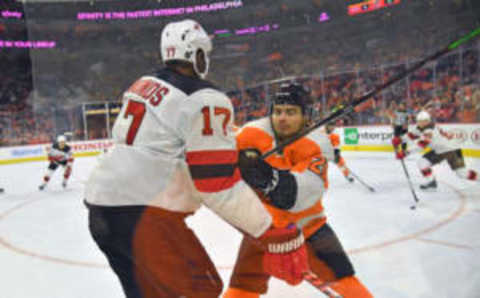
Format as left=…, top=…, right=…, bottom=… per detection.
left=329, top=276, right=373, bottom=298
left=455, top=168, right=478, bottom=181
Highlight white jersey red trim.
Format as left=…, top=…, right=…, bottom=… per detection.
left=404, top=123, right=459, bottom=154
left=85, top=68, right=271, bottom=237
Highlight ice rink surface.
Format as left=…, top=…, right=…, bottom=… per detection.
left=0, top=151, right=479, bottom=298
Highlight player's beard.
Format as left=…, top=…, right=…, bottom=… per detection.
left=275, top=119, right=306, bottom=143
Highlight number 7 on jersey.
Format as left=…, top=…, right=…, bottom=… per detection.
left=123, top=100, right=146, bottom=145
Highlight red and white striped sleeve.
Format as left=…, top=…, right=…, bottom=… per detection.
left=178, top=88, right=272, bottom=238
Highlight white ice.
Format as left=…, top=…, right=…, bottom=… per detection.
left=0, top=152, right=479, bottom=298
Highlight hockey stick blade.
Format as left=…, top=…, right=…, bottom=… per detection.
left=303, top=271, right=344, bottom=298
left=261, top=27, right=480, bottom=160
left=399, top=159, right=420, bottom=209
left=348, top=169, right=376, bottom=192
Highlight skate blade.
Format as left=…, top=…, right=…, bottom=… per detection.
left=420, top=187, right=437, bottom=192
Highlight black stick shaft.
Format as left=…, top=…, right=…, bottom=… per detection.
left=261, top=47, right=450, bottom=160
left=400, top=159, right=420, bottom=203
left=348, top=169, right=376, bottom=192
left=303, top=271, right=343, bottom=297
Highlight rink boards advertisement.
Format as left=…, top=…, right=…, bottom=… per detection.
left=339, top=124, right=480, bottom=157
left=1, top=124, right=479, bottom=164
left=0, top=139, right=114, bottom=165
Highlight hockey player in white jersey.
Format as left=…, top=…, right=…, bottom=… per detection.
left=39, top=135, right=74, bottom=190
left=392, top=110, right=478, bottom=190
left=85, top=19, right=309, bottom=298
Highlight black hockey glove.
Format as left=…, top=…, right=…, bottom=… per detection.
left=238, top=149, right=298, bottom=210
left=334, top=148, right=341, bottom=164
left=238, top=149, right=272, bottom=190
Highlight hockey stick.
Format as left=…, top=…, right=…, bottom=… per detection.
left=348, top=168, right=376, bottom=192
left=398, top=157, right=420, bottom=209
left=261, top=27, right=480, bottom=160
left=303, top=271, right=343, bottom=298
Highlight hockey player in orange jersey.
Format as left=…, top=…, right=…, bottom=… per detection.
left=326, top=123, right=355, bottom=183
left=223, top=83, right=372, bottom=298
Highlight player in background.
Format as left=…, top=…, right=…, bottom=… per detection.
left=223, top=83, right=372, bottom=298
left=85, top=20, right=309, bottom=298
left=39, top=135, right=73, bottom=190
left=325, top=123, right=354, bottom=183
left=391, top=102, right=409, bottom=152
left=393, top=110, right=479, bottom=190
left=0, top=187, right=4, bottom=193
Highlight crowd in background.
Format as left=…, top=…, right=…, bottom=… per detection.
left=0, top=0, right=479, bottom=146
left=2, top=40, right=479, bottom=147
left=229, top=41, right=480, bottom=126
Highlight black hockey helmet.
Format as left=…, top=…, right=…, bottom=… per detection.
left=271, top=82, right=312, bottom=116
left=325, top=122, right=335, bottom=134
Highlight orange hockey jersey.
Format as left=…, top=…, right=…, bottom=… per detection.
left=236, top=117, right=333, bottom=238
left=329, top=133, right=341, bottom=149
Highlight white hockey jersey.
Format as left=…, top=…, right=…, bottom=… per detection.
left=85, top=68, right=272, bottom=237
left=48, top=143, right=73, bottom=163
left=404, top=123, right=459, bottom=154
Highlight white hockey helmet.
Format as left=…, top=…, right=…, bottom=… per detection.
left=160, top=19, right=212, bottom=79
left=57, top=135, right=66, bottom=143
left=416, top=110, right=431, bottom=122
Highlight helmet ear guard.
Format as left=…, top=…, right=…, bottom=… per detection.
left=192, top=48, right=210, bottom=79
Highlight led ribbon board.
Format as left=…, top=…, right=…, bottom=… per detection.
left=348, top=0, right=401, bottom=16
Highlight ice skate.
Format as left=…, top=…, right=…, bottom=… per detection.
left=420, top=179, right=437, bottom=191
